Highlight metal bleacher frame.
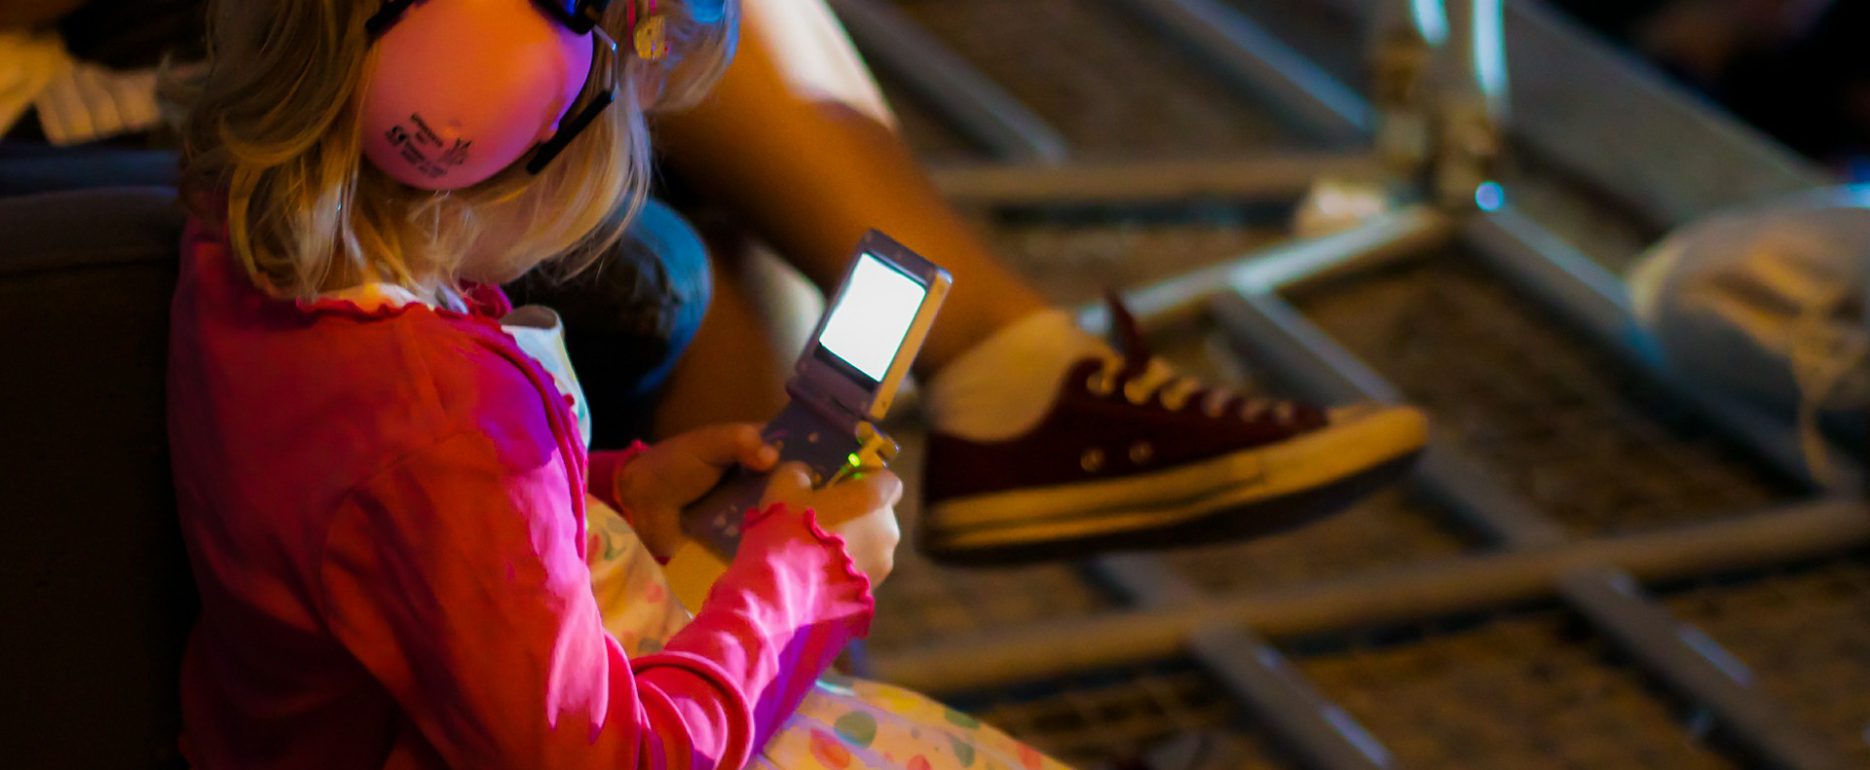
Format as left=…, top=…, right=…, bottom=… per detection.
left=829, top=1, right=1869, bottom=768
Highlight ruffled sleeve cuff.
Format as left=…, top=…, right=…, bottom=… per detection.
left=664, top=502, right=876, bottom=753
left=587, top=441, right=651, bottom=519
left=737, top=504, right=876, bottom=639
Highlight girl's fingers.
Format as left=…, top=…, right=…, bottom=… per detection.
left=724, top=424, right=779, bottom=471
left=760, top=462, right=815, bottom=506
left=673, top=423, right=767, bottom=469
left=824, top=470, right=901, bottom=522
left=741, top=438, right=780, bottom=471
left=872, top=470, right=904, bottom=508
left=857, top=470, right=903, bottom=509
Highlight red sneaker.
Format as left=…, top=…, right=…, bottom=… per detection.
left=919, top=297, right=1428, bottom=564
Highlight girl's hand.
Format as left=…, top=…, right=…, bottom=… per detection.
left=614, top=424, right=779, bottom=559
left=758, top=463, right=903, bottom=587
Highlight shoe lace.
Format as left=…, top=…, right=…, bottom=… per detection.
left=1087, top=292, right=1303, bottom=425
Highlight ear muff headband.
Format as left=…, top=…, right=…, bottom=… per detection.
left=525, top=23, right=617, bottom=174
left=359, top=0, right=637, bottom=188
left=367, top=0, right=614, bottom=38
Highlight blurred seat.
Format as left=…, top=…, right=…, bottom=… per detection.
left=0, top=144, right=178, bottom=197
left=0, top=184, right=193, bottom=769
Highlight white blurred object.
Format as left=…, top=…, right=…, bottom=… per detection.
left=1292, top=177, right=1397, bottom=238
left=0, top=24, right=193, bottom=145
left=33, top=60, right=168, bottom=145
left=1629, top=187, right=1870, bottom=485
left=0, top=28, right=72, bottom=134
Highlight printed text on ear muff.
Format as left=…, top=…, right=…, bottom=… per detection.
left=384, top=113, right=474, bottom=180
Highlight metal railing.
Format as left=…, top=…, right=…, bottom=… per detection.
left=831, top=1, right=1866, bottom=767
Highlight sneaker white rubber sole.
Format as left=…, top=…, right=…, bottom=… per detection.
left=920, top=405, right=1430, bottom=563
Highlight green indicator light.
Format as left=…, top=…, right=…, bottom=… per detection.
left=847, top=453, right=862, bottom=467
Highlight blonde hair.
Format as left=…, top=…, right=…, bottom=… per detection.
left=166, top=0, right=738, bottom=299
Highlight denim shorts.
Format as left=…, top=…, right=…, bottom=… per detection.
left=509, top=197, right=712, bottom=449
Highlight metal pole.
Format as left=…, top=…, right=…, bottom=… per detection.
left=1313, top=0, right=1831, bottom=224
left=1101, top=0, right=1372, bottom=142
left=1089, top=557, right=1399, bottom=770
left=1558, top=571, right=1848, bottom=770
left=1207, top=287, right=1854, bottom=770
left=926, top=153, right=1386, bottom=207
left=1193, top=627, right=1396, bottom=770
left=872, top=499, right=1870, bottom=696
left=827, top=0, right=1070, bottom=163
left=1076, top=205, right=1455, bottom=339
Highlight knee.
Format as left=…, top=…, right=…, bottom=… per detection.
left=518, top=198, right=712, bottom=401
left=624, top=198, right=712, bottom=371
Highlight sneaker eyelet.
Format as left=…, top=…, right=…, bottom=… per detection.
left=1241, top=399, right=1268, bottom=420
left=1123, top=380, right=1153, bottom=406
left=1080, top=448, right=1106, bottom=473
left=1129, top=442, right=1153, bottom=464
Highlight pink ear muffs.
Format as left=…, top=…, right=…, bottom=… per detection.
left=358, top=0, right=632, bottom=190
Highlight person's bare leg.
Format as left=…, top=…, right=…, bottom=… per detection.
left=0, top=0, right=88, bottom=27
left=650, top=227, right=819, bottom=438
left=652, top=0, right=1429, bottom=564
left=654, top=0, right=1045, bottom=374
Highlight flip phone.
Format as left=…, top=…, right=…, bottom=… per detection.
left=665, top=231, right=951, bottom=609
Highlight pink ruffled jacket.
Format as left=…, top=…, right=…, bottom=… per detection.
left=166, top=221, right=875, bottom=770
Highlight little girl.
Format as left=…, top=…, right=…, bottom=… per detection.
left=164, top=1, right=1069, bottom=768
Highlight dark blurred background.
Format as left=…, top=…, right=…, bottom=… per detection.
left=1556, top=0, right=1870, bottom=171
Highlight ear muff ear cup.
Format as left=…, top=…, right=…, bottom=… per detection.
left=359, top=0, right=596, bottom=190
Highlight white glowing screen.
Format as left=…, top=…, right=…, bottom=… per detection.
left=819, top=254, right=927, bottom=381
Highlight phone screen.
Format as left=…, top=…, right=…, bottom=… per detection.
left=817, top=253, right=929, bottom=382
